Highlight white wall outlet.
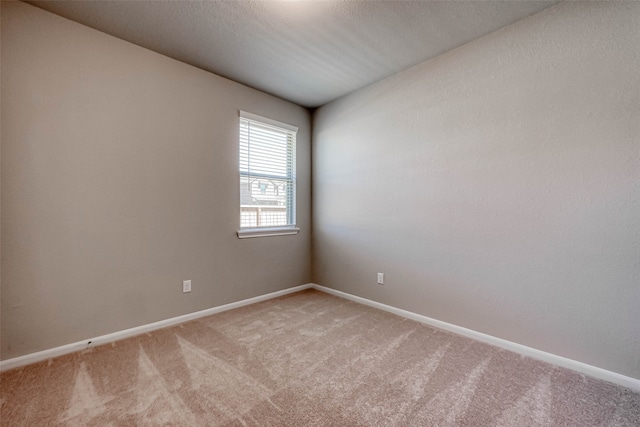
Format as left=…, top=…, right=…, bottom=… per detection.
left=377, top=272, right=384, bottom=285
left=182, top=280, right=192, bottom=293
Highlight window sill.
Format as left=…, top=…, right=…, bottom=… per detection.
left=237, top=227, right=300, bottom=239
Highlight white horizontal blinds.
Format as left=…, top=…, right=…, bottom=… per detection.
left=239, top=113, right=296, bottom=228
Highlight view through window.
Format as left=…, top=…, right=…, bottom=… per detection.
left=239, top=112, right=297, bottom=229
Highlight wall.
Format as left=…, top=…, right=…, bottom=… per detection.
left=313, top=1, right=640, bottom=379
left=1, top=1, right=310, bottom=360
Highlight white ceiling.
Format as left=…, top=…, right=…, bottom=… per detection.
left=27, top=0, right=560, bottom=108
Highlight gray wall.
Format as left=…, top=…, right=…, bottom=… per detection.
left=313, top=1, right=640, bottom=379
left=1, top=1, right=311, bottom=360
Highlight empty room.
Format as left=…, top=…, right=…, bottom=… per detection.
left=1, top=0, right=639, bottom=425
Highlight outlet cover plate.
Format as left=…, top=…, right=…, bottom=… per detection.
left=183, top=280, right=192, bottom=293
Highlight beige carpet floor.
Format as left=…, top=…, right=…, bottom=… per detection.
left=1, top=289, right=639, bottom=426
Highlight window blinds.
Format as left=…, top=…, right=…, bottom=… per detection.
left=239, top=112, right=297, bottom=229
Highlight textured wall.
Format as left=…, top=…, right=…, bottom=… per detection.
left=313, top=1, right=640, bottom=379
left=1, top=1, right=310, bottom=360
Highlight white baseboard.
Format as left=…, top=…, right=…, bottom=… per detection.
left=310, top=284, right=640, bottom=392
left=3, top=282, right=638, bottom=393
left=0, top=284, right=313, bottom=373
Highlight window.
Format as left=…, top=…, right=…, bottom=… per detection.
left=237, top=111, right=299, bottom=238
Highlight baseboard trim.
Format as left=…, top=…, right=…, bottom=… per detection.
left=310, top=283, right=640, bottom=392
left=4, top=282, right=638, bottom=392
left=0, top=284, right=313, bottom=373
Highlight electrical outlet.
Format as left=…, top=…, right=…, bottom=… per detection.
left=182, top=280, right=192, bottom=293
left=377, top=272, right=384, bottom=285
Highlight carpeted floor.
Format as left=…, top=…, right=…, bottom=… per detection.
left=1, top=289, right=639, bottom=426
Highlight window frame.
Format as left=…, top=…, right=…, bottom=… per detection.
left=237, top=111, right=299, bottom=239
